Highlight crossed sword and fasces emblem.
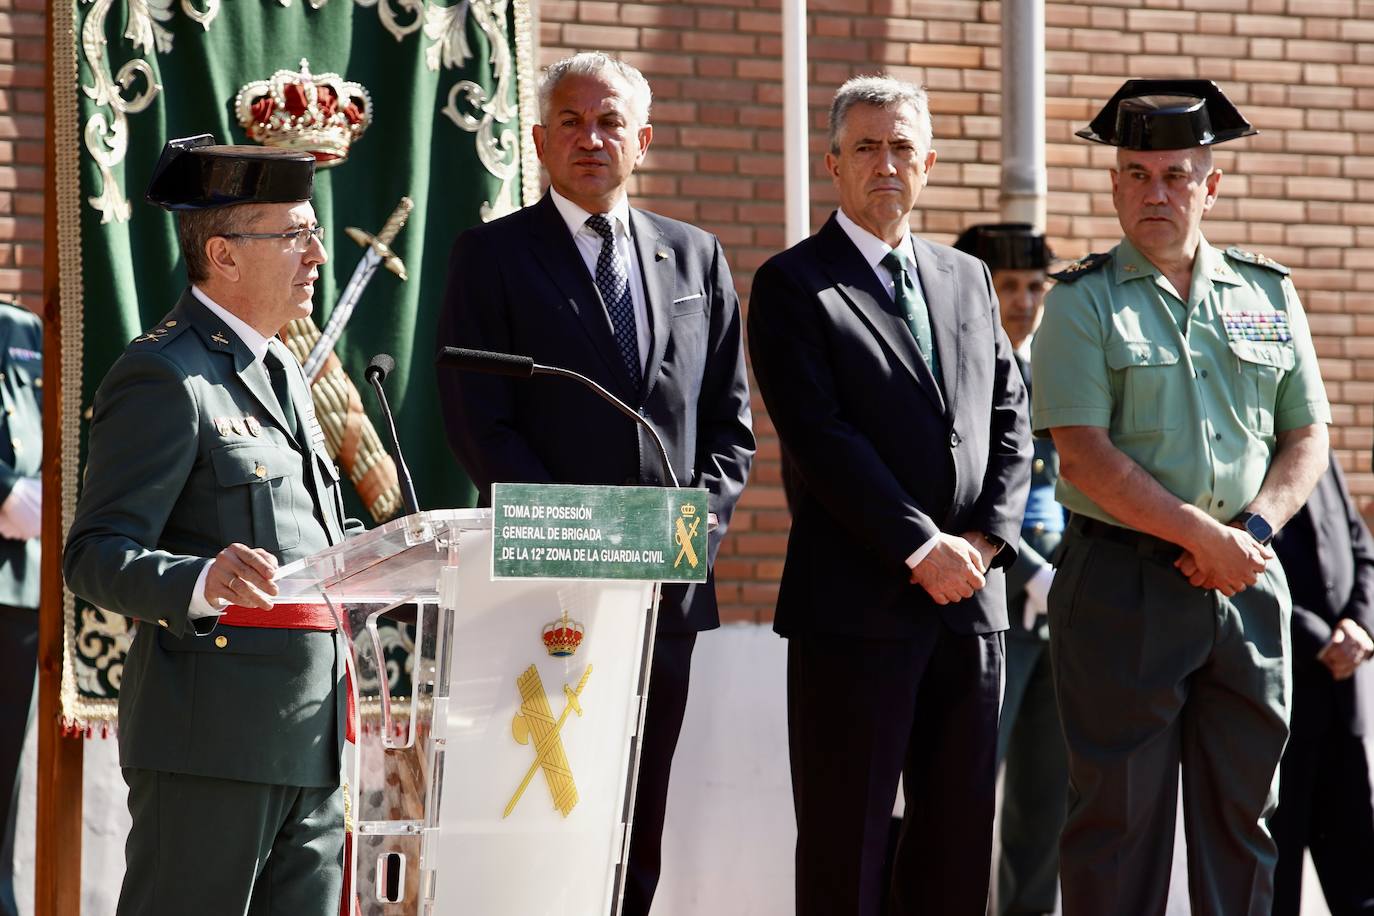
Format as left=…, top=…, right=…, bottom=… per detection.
left=674, top=512, right=701, bottom=569
left=504, top=664, right=594, bottom=818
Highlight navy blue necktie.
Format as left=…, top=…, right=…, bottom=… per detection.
left=585, top=213, right=642, bottom=391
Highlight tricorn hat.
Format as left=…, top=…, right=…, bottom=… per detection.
left=146, top=134, right=316, bottom=211
left=1076, top=79, right=1256, bottom=150
left=953, top=223, right=1052, bottom=272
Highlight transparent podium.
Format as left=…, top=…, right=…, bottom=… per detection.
left=273, top=507, right=665, bottom=915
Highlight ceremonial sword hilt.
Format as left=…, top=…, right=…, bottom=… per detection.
left=344, top=195, right=413, bottom=281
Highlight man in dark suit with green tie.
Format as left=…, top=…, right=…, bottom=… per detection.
left=0, top=299, right=42, bottom=916
left=64, top=137, right=358, bottom=915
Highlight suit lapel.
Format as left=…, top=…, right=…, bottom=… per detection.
left=180, top=292, right=300, bottom=446
left=630, top=208, right=672, bottom=402
left=817, top=217, right=945, bottom=413
left=527, top=194, right=639, bottom=399
left=912, top=236, right=960, bottom=416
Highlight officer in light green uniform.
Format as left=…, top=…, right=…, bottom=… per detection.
left=64, top=137, right=359, bottom=916
left=956, top=224, right=1066, bottom=916
left=1031, top=81, right=1331, bottom=916
left=0, top=300, right=41, bottom=916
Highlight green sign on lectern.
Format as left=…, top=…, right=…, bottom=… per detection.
left=491, top=483, right=709, bottom=582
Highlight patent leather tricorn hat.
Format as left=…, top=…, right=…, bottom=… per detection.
left=1076, top=79, right=1257, bottom=150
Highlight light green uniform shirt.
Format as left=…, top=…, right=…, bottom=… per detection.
left=1030, top=236, right=1330, bottom=528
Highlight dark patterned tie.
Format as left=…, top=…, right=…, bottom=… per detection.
left=585, top=213, right=642, bottom=391
left=880, top=248, right=940, bottom=383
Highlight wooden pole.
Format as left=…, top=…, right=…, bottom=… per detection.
left=36, top=0, right=85, bottom=911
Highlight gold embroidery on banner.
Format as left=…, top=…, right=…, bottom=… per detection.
left=428, top=0, right=521, bottom=221
left=505, top=664, right=592, bottom=818
left=78, top=0, right=220, bottom=224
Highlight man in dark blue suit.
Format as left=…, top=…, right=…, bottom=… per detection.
left=748, top=76, right=1031, bottom=916
left=436, top=52, right=754, bottom=916
left=1269, top=454, right=1374, bottom=915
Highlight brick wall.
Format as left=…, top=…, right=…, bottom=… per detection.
left=535, top=0, right=1374, bottom=623
left=0, top=0, right=43, bottom=312
left=3, top=2, right=1369, bottom=622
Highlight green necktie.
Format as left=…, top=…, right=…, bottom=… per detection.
left=880, top=249, right=940, bottom=382
left=264, top=340, right=301, bottom=442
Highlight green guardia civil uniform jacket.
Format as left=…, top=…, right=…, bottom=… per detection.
left=0, top=301, right=42, bottom=611
left=64, top=290, right=358, bottom=788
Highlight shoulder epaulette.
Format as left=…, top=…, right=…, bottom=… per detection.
left=128, top=317, right=190, bottom=350
left=1050, top=252, right=1110, bottom=283
left=1225, top=245, right=1290, bottom=276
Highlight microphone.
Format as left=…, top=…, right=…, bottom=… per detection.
left=435, top=346, right=679, bottom=488
left=366, top=353, right=420, bottom=517
left=365, top=352, right=395, bottom=385
left=435, top=347, right=534, bottom=378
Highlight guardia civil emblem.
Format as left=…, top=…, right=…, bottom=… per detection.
left=504, top=664, right=593, bottom=818
left=674, top=502, right=702, bottom=570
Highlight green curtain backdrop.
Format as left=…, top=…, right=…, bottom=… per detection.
left=58, top=0, right=535, bottom=725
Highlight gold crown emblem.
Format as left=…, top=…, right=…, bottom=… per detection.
left=680, top=503, right=697, bottom=516
left=234, top=59, right=372, bottom=168
left=542, top=610, right=585, bottom=657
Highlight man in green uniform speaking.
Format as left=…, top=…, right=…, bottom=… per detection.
left=1031, top=80, right=1331, bottom=914
left=64, top=137, right=358, bottom=915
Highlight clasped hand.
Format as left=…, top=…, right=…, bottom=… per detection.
left=1318, top=618, right=1374, bottom=681
left=1174, top=521, right=1272, bottom=597
left=910, top=532, right=995, bottom=605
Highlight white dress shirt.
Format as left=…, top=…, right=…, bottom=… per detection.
left=549, top=187, right=651, bottom=369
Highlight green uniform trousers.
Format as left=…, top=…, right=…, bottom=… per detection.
left=997, top=627, right=1068, bottom=910
left=116, top=768, right=344, bottom=916
left=1049, top=521, right=1290, bottom=916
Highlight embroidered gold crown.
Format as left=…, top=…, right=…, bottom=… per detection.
left=680, top=504, right=697, bottom=516
left=542, top=611, right=585, bottom=658
left=234, top=59, right=372, bottom=168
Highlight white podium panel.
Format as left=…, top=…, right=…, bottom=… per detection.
left=275, top=509, right=659, bottom=916
left=432, top=528, right=652, bottom=914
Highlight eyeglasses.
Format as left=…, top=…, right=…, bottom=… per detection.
left=220, top=226, right=325, bottom=252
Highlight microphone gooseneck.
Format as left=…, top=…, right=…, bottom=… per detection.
left=366, top=352, right=420, bottom=517
left=435, top=346, right=679, bottom=488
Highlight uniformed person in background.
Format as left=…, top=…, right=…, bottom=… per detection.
left=64, top=137, right=359, bottom=916
left=1269, top=454, right=1374, bottom=915
left=954, top=224, right=1064, bottom=916
left=0, top=300, right=41, bottom=916
left=1031, top=80, right=1331, bottom=914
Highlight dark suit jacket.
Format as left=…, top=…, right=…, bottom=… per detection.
left=436, top=194, right=754, bottom=633
left=0, top=302, right=41, bottom=611
left=64, top=292, right=354, bottom=787
left=1272, top=455, right=1374, bottom=739
left=748, top=214, right=1031, bottom=638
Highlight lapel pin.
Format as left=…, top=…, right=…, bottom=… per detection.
left=211, top=331, right=230, bottom=345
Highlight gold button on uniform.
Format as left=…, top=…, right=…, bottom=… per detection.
left=1033, top=458, right=1045, bottom=474
left=255, top=464, right=267, bottom=479
left=214, top=635, right=228, bottom=648
left=157, top=618, right=169, bottom=628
